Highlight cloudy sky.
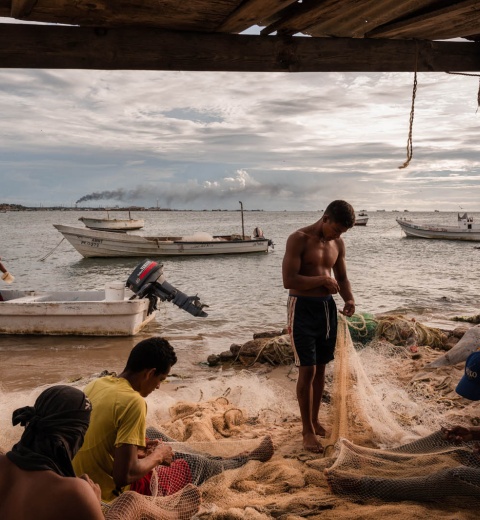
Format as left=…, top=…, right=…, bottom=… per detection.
left=1, top=24, right=479, bottom=211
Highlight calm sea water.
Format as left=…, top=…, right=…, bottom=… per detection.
left=1, top=210, right=479, bottom=392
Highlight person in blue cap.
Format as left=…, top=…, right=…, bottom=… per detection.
left=326, top=351, right=480, bottom=503
left=442, top=351, right=480, bottom=445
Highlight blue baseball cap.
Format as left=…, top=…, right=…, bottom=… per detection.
left=456, top=351, right=480, bottom=401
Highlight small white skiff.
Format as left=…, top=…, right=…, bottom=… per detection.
left=78, top=214, right=144, bottom=232
left=0, top=287, right=154, bottom=336
left=396, top=213, right=480, bottom=241
left=54, top=224, right=272, bottom=258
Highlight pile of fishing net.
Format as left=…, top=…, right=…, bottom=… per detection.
left=325, top=434, right=480, bottom=504
left=214, top=333, right=294, bottom=367
left=159, top=396, right=246, bottom=441
left=94, top=390, right=292, bottom=520
left=318, top=318, right=480, bottom=508
left=345, top=312, right=378, bottom=345
left=346, top=312, right=448, bottom=349
left=101, top=430, right=276, bottom=520
left=3, top=310, right=479, bottom=519
left=220, top=313, right=447, bottom=370
left=375, top=315, right=447, bottom=348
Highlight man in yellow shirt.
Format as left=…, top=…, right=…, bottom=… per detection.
left=74, top=336, right=273, bottom=504
left=73, top=337, right=176, bottom=502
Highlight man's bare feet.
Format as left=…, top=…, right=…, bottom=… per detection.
left=303, top=432, right=324, bottom=453
left=313, top=422, right=327, bottom=438
left=247, top=435, right=274, bottom=462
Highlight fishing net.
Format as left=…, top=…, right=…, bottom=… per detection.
left=98, top=395, right=275, bottom=519
left=375, top=315, right=447, bottom=349
left=99, top=431, right=274, bottom=519
left=346, top=312, right=378, bottom=345
left=2, top=314, right=480, bottom=518
left=102, top=484, right=202, bottom=520
left=323, top=318, right=480, bottom=505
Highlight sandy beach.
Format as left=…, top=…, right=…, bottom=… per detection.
left=1, top=318, right=479, bottom=519
left=152, top=347, right=480, bottom=520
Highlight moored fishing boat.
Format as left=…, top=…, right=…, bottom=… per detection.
left=396, top=213, right=480, bottom=241
left=355, top=211, right=369, bottom=226
left=54, top=224, right=272, bottom=258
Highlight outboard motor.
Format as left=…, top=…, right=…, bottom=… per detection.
left=126, top=260, right=208, bottom=317
left=253, top=227, right=274, bottom=249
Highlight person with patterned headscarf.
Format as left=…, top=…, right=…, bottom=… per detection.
left=0, top=385, right=104, bottom=520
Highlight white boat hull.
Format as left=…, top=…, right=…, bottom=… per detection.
left=354, top=217, right=368, bottom=226
left=0, top=289, right=155, bottom=336
left=54, top=225, right=271, bottom=258
left=79, top=217, right=144, bottom=232
left=396, top=219, right=480, bottom=241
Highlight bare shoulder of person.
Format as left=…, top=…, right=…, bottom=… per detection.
left=336, top=236, right=346, bottom=250
left=51, top=478, right=103, bottom=520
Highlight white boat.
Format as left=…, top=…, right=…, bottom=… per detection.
left=355, top=211, right=369, bottom=226
left=78, top=211, right=144, bottom=232
left=0, top=260, right=208, bottom=336
left=396, top=213, right=480, bottom=241
left=0, top=287, right=155, bottom=336
left=54, top=224, right=272, bottom=258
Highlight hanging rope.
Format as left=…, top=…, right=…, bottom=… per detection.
left=398, top=45, right=418, bottom=169
left=446, top=71, right=480, bottom=113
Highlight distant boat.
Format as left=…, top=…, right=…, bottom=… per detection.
left=396, top=213, right=480, bottom=241
left=434, top=210, right=440, bottom=212
left=78, top=211, right=144, bottom=232
left=355, top=211, right=369, bottom=226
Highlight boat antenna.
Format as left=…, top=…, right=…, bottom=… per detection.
left=239, top=201, right=245, bottom=240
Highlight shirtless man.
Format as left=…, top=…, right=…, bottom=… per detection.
left=282, top=200, right=356, bottom=453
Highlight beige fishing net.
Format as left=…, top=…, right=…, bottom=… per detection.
left=2, top=315, right=479, bottom=519
left=100, top=399, right=276, bottom=520
left=324, top=318, right=480, bottom=505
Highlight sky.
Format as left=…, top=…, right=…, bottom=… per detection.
left=1, top=21, right=480, bottom=211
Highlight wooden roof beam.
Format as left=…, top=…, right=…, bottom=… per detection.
left=261, top=0, right=340, bottom=36
left=306, top=0, right=440, bottom=38
left=216, top=0, right=297, bottom=34
left=1, top=24, right=480, bottom=72
left=368, top=0, right=480, bottom=40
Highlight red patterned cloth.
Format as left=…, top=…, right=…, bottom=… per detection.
left=130, top=459, right=193, bottom=496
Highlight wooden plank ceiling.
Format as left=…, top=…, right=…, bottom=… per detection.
left=1, top=0, right=480, bottom=71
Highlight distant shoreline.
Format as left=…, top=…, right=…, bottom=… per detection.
left=0, top=205, right=265, bottom=212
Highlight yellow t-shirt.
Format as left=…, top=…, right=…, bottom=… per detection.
left=73, top=376, right=147, bottom=502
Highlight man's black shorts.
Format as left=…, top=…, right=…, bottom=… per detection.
left=287, top=295, right=337, bottom=366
